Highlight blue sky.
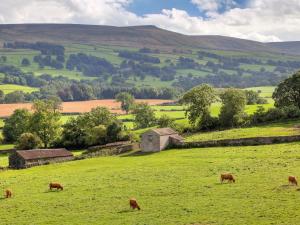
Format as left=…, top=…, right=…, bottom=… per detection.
left=127, top=0, right=247, bottom=17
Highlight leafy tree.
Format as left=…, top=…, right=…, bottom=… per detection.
left=3, top=109, right=32, bottom=142
left=21, top=58, right=31, bottom=66
left=0, top=90, right=4, bottom=103
left=61, top=107, right=119, bottom=147
left=29, top=99, right=62, bottom=147
left=85, top=125, right=107, bottom=146
left=219, top=88, right=247, bottom=127
left=157, top=115, right=175, bottom=128
left=4, top=91, right=25, bottom=103
left=16, top=133, right=43, bottom=150
left=106, top=121, right=122, bottom=143
left=273, top=71, right=300, bottom=108
left=180, top=84, right=216, bottom=128
left=132, top=103, right=156, bottom=129
left=116, top=92, right=135, bottom=114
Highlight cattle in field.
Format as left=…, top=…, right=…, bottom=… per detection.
left=288, top=176, right=298, bottom=186
left=49, top=183, right=64, bottom=191
left=5, top=190, right=12, bottom=198
left=129, top=198, right=141, bottom=210
left=220, top=173, right=235, bottom=183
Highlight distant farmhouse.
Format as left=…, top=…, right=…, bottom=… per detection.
left=141, top=128, right=184, bottom=152
left=9, top=149, right=74, bottom=169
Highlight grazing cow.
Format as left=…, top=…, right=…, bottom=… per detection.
left=49, top=183, right=63, bottom=191
left=5, top=190, right=12, bottom=198
left=129, top=198, right=141, bottom=210
left=288, top=176, right=298, bottom=186
left=220, top=173, right=235, bottom=183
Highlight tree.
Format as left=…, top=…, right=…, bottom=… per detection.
left=3, top=109, right=31, bottom=143
left=85, top=125, right=107, bottom=146
left=4, top=91, right=25, bottom=103
left=219, top=88, right=247, bottom=127
left=21, top=58, right=31, bottom=66
left=106, top=122, right=122, bottom=143
left=132, top=103, right=156, bottom=129
left=273, top=71, right=300, bottom=108
left=16, top=133, right=43, bottom=150
left=245, top=90, right=260, bottom=105
left=29, top=99, right=62, bottom=147
left=116, top=92, right=135, bottom=114
left=180, top=84, right=216, bottom=128
left=0, top=90, right=4, bottom=103
left=61, top=107, right=119, bottom=147
left=157, top=115, right=175, bottom=128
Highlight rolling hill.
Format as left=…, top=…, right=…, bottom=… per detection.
left=0, top=24, right=298, bottom=54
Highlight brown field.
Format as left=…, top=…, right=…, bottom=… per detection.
left=0, top=99, right=173, bottom=117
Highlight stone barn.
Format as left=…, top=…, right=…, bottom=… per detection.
left=9, top=148, right=74, bottom=169
left=141, top=128, right=184, bottom=152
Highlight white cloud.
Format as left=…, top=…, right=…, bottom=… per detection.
left=191, top=0, right=237, bottom=13
left=0, top=0, right=300, bottom=42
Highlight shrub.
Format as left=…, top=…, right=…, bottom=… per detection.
left=16, top=133, right=43, bottom=150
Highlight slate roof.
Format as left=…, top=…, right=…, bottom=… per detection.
left=151, top=128, right=178, bottom=136
left=16, top=149, right=73, bottom=160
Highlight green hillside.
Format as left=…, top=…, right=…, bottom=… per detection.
left=0, top=24, right=299, bottom=102
left=1, top=143, right=300, bottom=224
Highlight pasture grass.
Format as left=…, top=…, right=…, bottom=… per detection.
left=186, top=119, right=300, bottom=142
left=0, top=143, right=300, bottom=224
left=0, top=84, right=38, bottom=94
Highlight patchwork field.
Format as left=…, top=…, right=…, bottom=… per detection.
left=0, top=143, right=300, bottom=224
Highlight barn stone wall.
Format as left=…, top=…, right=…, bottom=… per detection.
left=175, top=135, right=300, bottom=149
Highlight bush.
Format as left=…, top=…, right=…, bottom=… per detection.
left=16, top=133, right=43, bottom=150
left=157, top=115, right=175, bottom=128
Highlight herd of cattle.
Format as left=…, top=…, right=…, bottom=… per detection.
left=3, top=173, right=298, bottom=210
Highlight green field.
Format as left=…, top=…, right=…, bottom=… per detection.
left=0, top=84, right=39, bottom=94
left=186, top=120, right=300, bottom=142
left=0, top=143, right=300, bottom=224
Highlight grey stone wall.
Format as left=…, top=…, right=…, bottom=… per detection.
left=176, top=135, right=300, bottom=149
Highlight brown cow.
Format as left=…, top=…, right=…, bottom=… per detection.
left=129, top=198, right=141, bottom=210
left=5, top=189, right=12, bottom=198
left=288, top=176, right=298, bottom=186
left=220, top=173, right=235, bottom=183
left=49, top=183, right=64, bottom=191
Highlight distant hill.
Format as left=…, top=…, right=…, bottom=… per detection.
left=0, top=24, right=298, bottom=55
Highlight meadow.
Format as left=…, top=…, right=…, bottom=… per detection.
left=0, top=143, right=300, bottom=224
left=0, top=84, right=38, bottom=94
left=186, top=119, right=300, bottom=142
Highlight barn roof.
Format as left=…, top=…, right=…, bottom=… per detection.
left=151, top=128, right=178, bottom=136
left=16, top=149, right=73, bottom=160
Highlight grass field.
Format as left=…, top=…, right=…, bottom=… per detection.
left=0, top=143, right=300, bottom=224
left=186, top=120, right=300, bottom=142
left=0, top=84, right=38, bottom=94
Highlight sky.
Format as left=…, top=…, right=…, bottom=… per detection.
left=0, top=0, right=300, bottom=42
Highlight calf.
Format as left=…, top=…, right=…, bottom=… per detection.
left=5, top=189, right=12, bottom=198
left=129, top=198, right=141, bottom=210
left=288, top=176, right=298, bottom=186
left=49, top=183, right=64, bottom=191
left=220, top=173, right=235, bottom=183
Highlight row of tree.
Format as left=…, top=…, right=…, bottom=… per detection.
left=180, top=71, right=300, bottom=131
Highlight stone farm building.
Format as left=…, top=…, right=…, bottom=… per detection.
left=9, top=149, right=74, bottom=169
left=141, top=128, right=184, bottom=152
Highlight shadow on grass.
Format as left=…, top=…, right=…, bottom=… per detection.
left=121, top=150, right=156, bottom=157
left=117, top=209, right=140, bottom=214
left=43, top=190, right=63, bottom=193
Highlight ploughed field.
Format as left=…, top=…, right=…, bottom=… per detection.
left=1, top=143, right=300, bottom=224
left=0, top=99, right=173, bottom=117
